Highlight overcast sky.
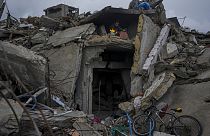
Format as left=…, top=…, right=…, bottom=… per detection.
left=3, top=0, right=210, bottom=32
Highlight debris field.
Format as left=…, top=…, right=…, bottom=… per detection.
left=0, top=0, right=210, bottom=136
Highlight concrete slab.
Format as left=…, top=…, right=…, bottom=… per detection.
left=47, top=23, right=95, bottom=47
left=141, top=72, right=176, bottom=109
left=0, top=41, right=46, bottom=89
left=41, top=42, right=82, bottom=105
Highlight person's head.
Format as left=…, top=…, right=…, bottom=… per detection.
left=115, top=21, right=120, bottom=26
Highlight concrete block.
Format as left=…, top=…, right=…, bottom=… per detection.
left=166, top=43, right=178, bottom=57
left=160, top=43, right=179, bottom=59
left=141, top=72, right=176, bottom=109
left=31, top=32, right=48, bottom=45
left=188, top=34, right=198, bottom=45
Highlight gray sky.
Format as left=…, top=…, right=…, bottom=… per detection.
left=3, top=0, right=210, bottom=32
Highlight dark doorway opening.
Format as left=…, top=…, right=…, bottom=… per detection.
left=92, top=68, right=130, bottom=118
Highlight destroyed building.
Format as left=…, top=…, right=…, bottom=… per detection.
left=44, top=4, right=79, bottom=19
left=0, top=1, right=210, bottom=136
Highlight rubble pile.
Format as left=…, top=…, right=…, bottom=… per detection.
left=0, top=1, right=209, bottom=136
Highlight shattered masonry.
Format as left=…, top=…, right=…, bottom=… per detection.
left=0, top=1, right=210, bottom=136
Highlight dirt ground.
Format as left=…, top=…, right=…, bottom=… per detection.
left=161, top=80, right=210, bottom=136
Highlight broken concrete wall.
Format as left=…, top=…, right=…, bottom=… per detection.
left=44, top=4, right=79, bottom=19
left=141, top=72, right=176, bottom=109
left=131, top=15, right=160, bottom=75
left=30, top=23, right=96, bottom=107
left=0, top=41, right=46, bottom=89
left=44, top=5, right=64, bottom=19
left=76, top=46, right=105, bottom=113
left=41, top=43, right=83, bottom=106
left=76, top=36, right=134, bottom=113
left=131, top=14, right=160, bottom=96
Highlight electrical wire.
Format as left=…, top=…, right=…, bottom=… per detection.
left=0, top=90, right=21, bottom=132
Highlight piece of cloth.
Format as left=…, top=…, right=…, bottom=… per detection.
left=138, top=2, right=151, bottom=10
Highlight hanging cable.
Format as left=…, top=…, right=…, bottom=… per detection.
left=0, top=90, right=21, bottom=133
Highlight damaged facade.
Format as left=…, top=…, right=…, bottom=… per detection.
left=0, top=1, right=209, bottom=136
left=44, top=4, right=79, bottom=19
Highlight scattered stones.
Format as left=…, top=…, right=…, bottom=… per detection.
left=160, top=42, right=179, bottom=59
left=0, top=2, right=209, bottom=136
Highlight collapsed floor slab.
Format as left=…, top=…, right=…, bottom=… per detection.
left=0, top=41, right=46, bottom=89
